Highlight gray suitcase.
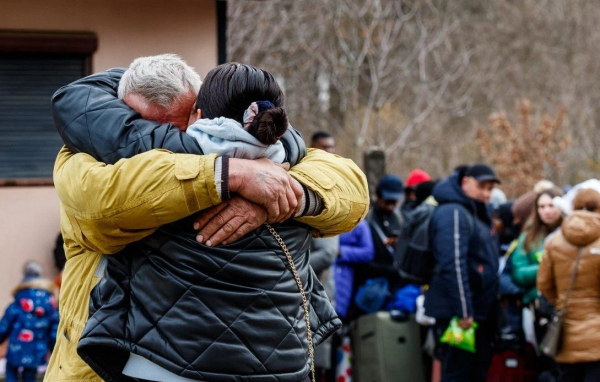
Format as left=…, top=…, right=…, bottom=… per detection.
left=351, top=312, right=425, bottom=382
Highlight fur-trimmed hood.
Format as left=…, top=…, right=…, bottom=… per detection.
left=12, top=278, right=55, bottom=297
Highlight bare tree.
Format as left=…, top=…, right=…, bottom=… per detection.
left=476, top=100, right=570, bottom=198
left=228, top=0, right=600, bottom=193
left=228, top=0, right=472, bottom=163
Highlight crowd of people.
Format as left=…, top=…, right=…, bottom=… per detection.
left=308, top=131, right=600, bottom=382
left=1, top=54, right=600, bottom=382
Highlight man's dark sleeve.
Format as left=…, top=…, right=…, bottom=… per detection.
left=52, top=68, right=203, bottom=164
left=52, top=68, right=307, bottom=166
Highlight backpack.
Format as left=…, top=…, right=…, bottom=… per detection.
left=393, top=203, right=474, bottom=285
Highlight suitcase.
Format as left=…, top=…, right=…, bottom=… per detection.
left=351, top=311, right=425, bottom=382
left=486, top=350, right=538, bottom=382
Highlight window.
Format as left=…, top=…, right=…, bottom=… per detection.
left=0, top=31, right=96, bottom=183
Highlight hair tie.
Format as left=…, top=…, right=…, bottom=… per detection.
left=243, top=101, right=275, bottom=128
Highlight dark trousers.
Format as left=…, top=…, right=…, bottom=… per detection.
left=5, top=363, right=37, bottom=382
left=434, top=320, right=494, bottom=382
left=559, top=361, right=600, bottom=382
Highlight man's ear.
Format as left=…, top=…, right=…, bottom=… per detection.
left=197, top=109, right=202, bottom=119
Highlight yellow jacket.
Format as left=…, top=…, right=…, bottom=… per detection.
left=45, top=147, right=368, bottom=382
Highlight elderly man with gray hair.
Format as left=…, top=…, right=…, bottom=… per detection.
left=47, top=54, right=369, bottom=382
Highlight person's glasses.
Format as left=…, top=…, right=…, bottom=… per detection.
left=384, top=199, right=398, bottom=206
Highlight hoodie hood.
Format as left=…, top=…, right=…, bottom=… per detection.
left=562, top=210, right=600, bottom=246
left=186, top=117, right=286, bottom=163
left=433, top=172, right=491, bottom=224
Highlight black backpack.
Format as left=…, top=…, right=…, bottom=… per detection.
left=393, top=203, right=474, bottom=285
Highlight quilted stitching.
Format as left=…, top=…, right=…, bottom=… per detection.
left=79, top=223, right=341, bottom=381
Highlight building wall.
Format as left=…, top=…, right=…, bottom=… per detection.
left=0, top=0, right=218, bottom=310
left=0, top=188, right=60, bottom=310
left=0, top=0, right=218, bottom=76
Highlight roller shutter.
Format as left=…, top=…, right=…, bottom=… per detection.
left=0, top=52, right=86, bottom=179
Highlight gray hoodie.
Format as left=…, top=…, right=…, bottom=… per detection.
left=186, top=117, right=286, bottom=163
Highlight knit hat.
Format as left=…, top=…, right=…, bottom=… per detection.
left=512, top=191, right=537, bottom=224
left=533, top=180, right=556, bottom=194
left=22, top=261, right=42, bottom=282
left=406, top=169, right=431, bottom=189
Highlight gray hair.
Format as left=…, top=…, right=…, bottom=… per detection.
left=118, top=54, right=201, bottom=109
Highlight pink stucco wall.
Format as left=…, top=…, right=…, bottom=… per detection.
left=0, top=187, right=60, bottom=310
left=0, top=0, right=219, bottom=310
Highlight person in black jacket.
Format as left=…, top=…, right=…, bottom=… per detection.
left=353, top=175, right=404, bottom=315
left=52, top=57, right=368, bottom=382
left=425, top=164, right=501, bottom=382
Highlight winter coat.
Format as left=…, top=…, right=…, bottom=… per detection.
left=537, top=210, right=600, bottom=363
left=0, top=279, right=58, bottom=368
left=424, top=173, right=500, bottom=322
left=334, top=220, right=375, bottom=319
left=46, top=70, right=371, bottom=382
left=511, top=233, right=545, bottom=304
left=310, top=236, right=339, bottom=305
left=81, top=221, right=337, bottom=382
left=354, top=208, right=403, bottom=292
left=48, top=148, right=368, bottom=382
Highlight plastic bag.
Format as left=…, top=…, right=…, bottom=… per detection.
left=440, top=317, right=478, bottom=353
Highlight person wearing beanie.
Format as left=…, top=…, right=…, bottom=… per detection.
left=513, top=184, right=564, bottom=232
left=533, top=180, right=556, bottom=194
left=538, top=188, right=600, bottom=380
left=22, top=261, right=43, bottom=282
left=0, top=261, right=58, bottom=382
left=512, top=191, right=538, bottom=230
left=402, top=169, right=432, bottom=216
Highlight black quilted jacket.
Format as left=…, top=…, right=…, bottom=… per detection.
left=52, top=70, right=341, bottom=382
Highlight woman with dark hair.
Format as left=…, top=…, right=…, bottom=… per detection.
left=511, top=189, right=563, bottom=305
left=185, top=63, right=291, bottom=162
left=77, top=63, right=341, bottom=382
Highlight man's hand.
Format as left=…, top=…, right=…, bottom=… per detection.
left=193, top=196, right=267, bottom=247
left=458, top=317, right=474, bottom=330
left=228, top=158, right=304, bottom=223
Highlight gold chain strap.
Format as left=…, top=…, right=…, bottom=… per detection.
left=265, top=224, right=316, bottom=382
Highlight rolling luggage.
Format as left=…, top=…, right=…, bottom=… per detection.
left=351, top=311, right=425, bottom=382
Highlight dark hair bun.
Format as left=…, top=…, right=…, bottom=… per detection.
left=246, top=107, right=289, bottom=145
